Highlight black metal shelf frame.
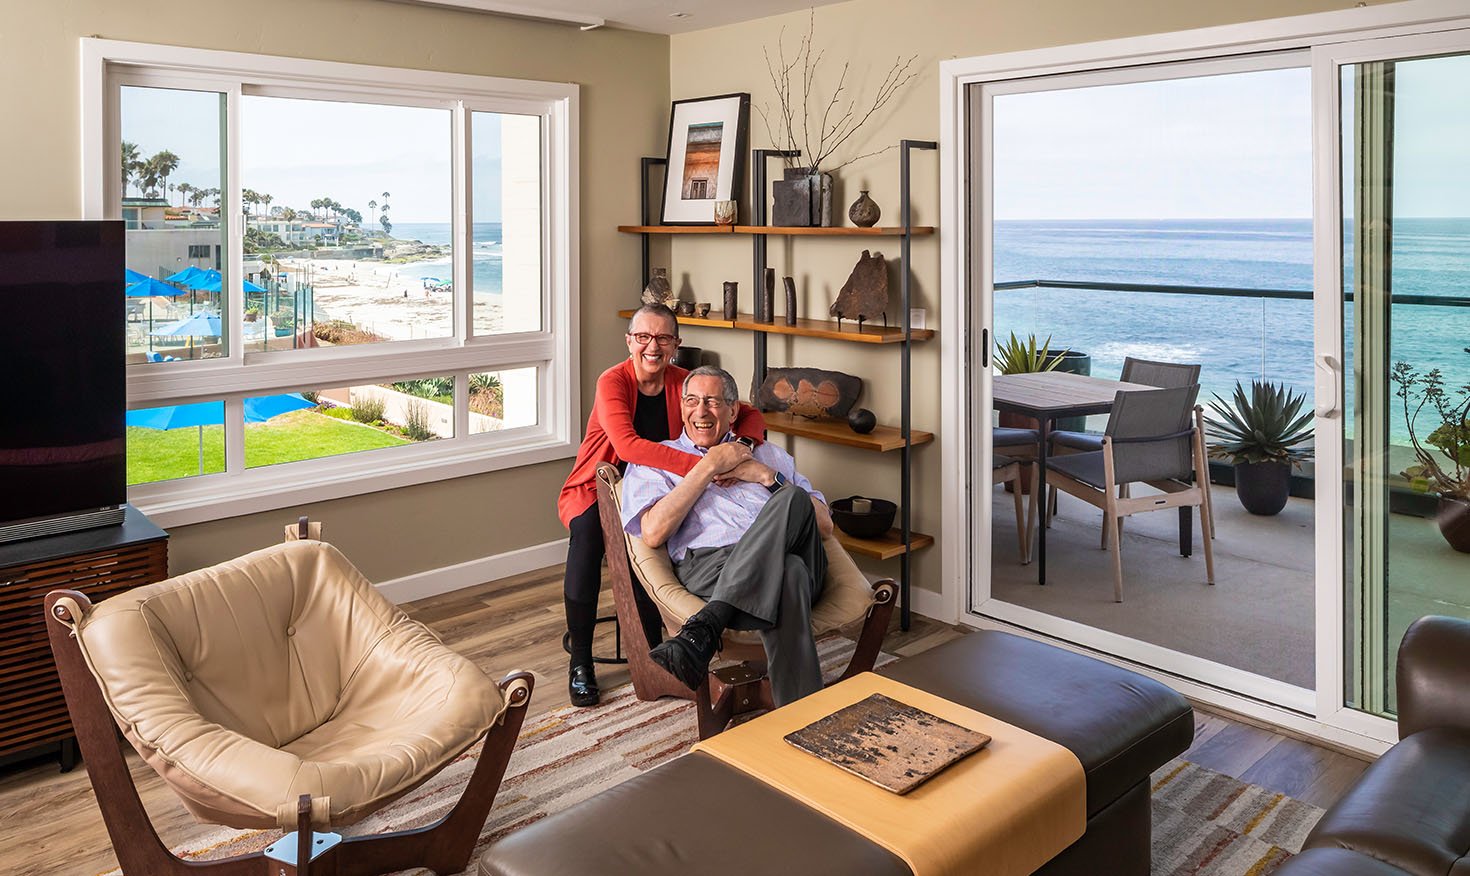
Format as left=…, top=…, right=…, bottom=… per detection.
left=632, top=141, right=937, bottom=629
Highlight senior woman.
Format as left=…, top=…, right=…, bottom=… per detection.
left=557, top=303, right=766, bottom=706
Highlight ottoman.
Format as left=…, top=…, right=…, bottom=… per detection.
left=481, top=630, right=1193, bottom=876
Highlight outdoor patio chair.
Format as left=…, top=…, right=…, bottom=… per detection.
left=1031, top=385, right=1216, bottom=602
left=45, top=539, right=533, bottom=876
left=994, top=453, right=1033, bottom=563
left=594, top=462, right=897, bottom=739
left=1049, top=357, right=1214, bottom=539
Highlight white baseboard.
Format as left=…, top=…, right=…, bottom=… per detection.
left=377, top=538, right=569, bottom=604
left=910, top=585, right=956, bottom=624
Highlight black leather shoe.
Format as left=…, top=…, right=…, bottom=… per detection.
left=568, top=662, right=599, bottom=707
left=648, top=613, right=721, bottom=691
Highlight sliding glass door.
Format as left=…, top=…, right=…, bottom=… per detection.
left=1321, top=33, right=1470, bottom=723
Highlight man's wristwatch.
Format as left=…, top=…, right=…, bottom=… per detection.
left=766, top=471, right=788, bottom=494
left=733, top=436, right=756, bottom=450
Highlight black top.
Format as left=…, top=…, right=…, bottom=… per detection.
left=632, top=388, right=669, bottom=443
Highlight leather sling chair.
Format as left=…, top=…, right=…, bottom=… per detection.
left=45, top=539, right=533, bottom=876
left=594, top=462, right=897, bottom=739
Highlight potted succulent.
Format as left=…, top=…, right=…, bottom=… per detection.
left=995, top=332, right=1069, bottom=493
left=1206, top=380, right=1313, bottom=515
left=270, top=309, right=295, bottom=337
left=1391, top=356, right=1470, bottom=552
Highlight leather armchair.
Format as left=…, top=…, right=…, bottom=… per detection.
left=1277, top=615, right=1470, bottom=876
left=46, top=540, right=533, bottom=876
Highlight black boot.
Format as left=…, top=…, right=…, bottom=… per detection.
left=568, top=661, right=599, bottom=707
left=648, top=610, right=722, bottom=690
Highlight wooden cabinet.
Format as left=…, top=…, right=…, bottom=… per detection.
left=0, top=506, right=167, bottom=769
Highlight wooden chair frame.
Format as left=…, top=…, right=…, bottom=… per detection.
left=994, top=458, right=1033, bottom=564
left=594, top=463, right=897, bottom=739
left=45, top=590, right=533, bottom=876
left=1032, top=415, right=1216, bottom=603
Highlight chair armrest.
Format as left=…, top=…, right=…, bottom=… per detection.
left=1396, top=615, right=1470, bottom=738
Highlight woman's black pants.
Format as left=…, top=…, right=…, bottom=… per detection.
left=564, top=502, right=665, bottom=666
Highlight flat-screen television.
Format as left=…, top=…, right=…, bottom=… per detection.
left=0, top=221, right=127, bottom=543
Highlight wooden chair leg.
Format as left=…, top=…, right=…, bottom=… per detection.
left=1010, top=471, right=1028, bottom=562
left=840, top=580, right=898, bottom=681
left=1192, top=420, right=1217, bottom=585
left=1026, top=463, right=1041, bottom=564
left=1106, top=514, right=1124, bottom=603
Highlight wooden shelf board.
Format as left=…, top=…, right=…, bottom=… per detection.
left=734, top=225, right=934, bottom=236
left=617, top=225, right=735, bottom=234
left=616, top=310, right=934, bottom=343
left=836, top=528, right=934, bottom=560
left=763, top=412, right=933, bottom=452
left=617, top=225, right=933, bottom=237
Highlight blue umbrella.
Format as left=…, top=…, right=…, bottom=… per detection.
left=125, top=268, right=151, bottom=285
left=194, top=274, right=266, bottom=294
left=244, top=393, right=315, bottom=422
left=151, top=312, right=222, bottom=337
left=166, top=266, right=209, bottom=285
left=125, top=277, right=189, bottom=298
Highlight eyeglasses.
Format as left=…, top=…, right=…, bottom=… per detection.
left=629, top=332, right=678, bottom=346
left=681, top=394, right=727, bottom=410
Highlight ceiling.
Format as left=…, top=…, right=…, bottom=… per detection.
left=394, top=0, right=850, bottom=34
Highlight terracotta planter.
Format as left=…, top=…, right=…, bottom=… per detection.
left=1235, top=461, right=1291, bottom=516
left=1438, top=496, right=1470, bottom=553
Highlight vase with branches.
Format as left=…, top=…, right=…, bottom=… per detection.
left=758, top=12, right=917, bottom=226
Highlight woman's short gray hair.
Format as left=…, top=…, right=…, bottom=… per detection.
left=627, top=303, right=679, bottom=337
left=685, top=365, right=740, bottom=407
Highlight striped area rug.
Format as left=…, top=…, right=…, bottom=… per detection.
left=114, top=639, right=1324, bottom=875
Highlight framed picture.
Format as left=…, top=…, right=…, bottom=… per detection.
left=660, top=92, right=750, bottom=225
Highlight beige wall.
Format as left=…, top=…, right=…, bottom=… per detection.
left=668, top=0, right=1393, bottom=597
left=0, top=0, right=668, bottom=580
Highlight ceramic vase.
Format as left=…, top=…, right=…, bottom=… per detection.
left=848, top=191, right=881, bottom=227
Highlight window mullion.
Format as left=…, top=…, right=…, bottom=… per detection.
left=224, top=82, right=245, bottom=368
left=453, top=100, right=471, bottom=345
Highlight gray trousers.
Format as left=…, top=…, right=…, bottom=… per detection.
left=674, top=484, right=828, bottom=707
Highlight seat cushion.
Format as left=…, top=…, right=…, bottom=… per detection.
left=73, top=540, right=505, bottom=829
left=1050, top=430, right=1103, bottom=452
left=1275, top=848, right=1414, bottom=876
left=994, top=426, right=1040, bottom=448
left=480, top=753, right=912, bottom=876
left=601, top=466, right=875, bottom=650
left=879, top=631, right=1193, bottom=816
left=1048, top=450, right=1108, bottom=489
left=1302, top=728, right=1470, bottom=876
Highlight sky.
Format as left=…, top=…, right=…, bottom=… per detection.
left=120, top=87, right=516, bottom=223
left=992, top=55, right=1468, bottom=221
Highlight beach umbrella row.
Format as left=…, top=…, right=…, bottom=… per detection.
left=126, top=393, right=318, bottom=475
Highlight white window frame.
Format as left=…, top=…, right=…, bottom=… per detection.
left=82, top=39, right=580, bottom=528
left=936, top=0, right=1470, bottom=757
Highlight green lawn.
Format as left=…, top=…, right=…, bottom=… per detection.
left=127, top=410, right=411, bottom=485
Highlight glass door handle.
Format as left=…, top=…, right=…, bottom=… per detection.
left=1315, top=354, right=1341, bottom=418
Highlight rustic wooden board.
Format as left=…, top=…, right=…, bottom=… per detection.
left=784, top=693, right=991, bottom=795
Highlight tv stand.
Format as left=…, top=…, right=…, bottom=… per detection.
left=0, top=505, right=126, bottom=545
left=0, top=505, right=166, bottom=771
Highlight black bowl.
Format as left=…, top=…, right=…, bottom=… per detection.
left=829, top=496, right=897, bottom=539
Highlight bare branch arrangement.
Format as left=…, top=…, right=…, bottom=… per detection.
left=757, top=11, right=918, bottom=174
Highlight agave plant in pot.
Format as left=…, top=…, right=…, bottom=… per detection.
left=994, top=332, right=1068, bottom=494
left=1206, top=380, right=1313, bottom=516
left=1391, top=355, right=1470, bottom=553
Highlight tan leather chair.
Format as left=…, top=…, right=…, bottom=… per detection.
left=46, top=539, right=532, bottom=876
left=594, top=462, right=897, bottom=738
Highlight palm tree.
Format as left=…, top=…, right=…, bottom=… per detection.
left=368, top=199, right=377, bottom=234
left=151, top=151, right=180, bottom=199
left=121, top=141, right=140, bottom=197
left=188, top=186, right=206, bottom=207
left=242, top=188, right=262, bottom=218
left=260, top=193, right=273, bottom=215
left=380, top=213, right=393, bottom=237
left=176, top=182, right=194, bottom=208
left=138, top=157, right=162, bottom=198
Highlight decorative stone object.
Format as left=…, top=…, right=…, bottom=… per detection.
left=695, top=302, right=712, bottom=318
left=713, top=200, right=738, bottom=226
left=783, top=276, right=797, bottom=325
left=722, top=281, right=738, bottom=320
left=641, top=267, right=675, bottom=309
left=753, top=367, right=863, bottom=420
left=771, top=168, right=834, bottom=227
left=672, top=346, right=702, bottom=370
left=830, top=250, right=890, bottom=328
left=761, top=267, right=776, bottom=323
left=676, top=300, right=695, bottom=316
left=847, top=407, right=877, bottom=434
left=848, top=190, right=881, bottom=228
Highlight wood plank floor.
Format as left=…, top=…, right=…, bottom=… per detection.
left=0, top=563, right=1368, bottom=876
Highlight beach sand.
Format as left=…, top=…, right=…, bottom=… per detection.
left=280, top=257, right=502, bottom=339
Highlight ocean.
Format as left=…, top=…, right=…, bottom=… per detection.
left=993, top=218, right=1470, bottom=443
left=388, top=221, right=503, bottom=296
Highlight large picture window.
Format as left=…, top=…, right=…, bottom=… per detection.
left=86, top=40, right=579, bottom=525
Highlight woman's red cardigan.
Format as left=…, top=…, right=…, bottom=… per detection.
left=557, top=358, right=766, bottom=528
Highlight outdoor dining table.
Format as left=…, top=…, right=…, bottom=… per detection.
left=993, top=371, right=1152, bottom=585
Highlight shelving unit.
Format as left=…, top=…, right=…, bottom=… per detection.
left=624, top=141, right=937, bottom=627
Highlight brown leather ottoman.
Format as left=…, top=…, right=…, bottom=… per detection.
left=480, top=630, right=1193, bottom=876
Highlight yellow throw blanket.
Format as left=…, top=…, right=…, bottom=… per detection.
left=692, top=672, right=1085, bottom=876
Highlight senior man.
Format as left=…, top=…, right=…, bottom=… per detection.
left=620, top=365, right=835, bottom=707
